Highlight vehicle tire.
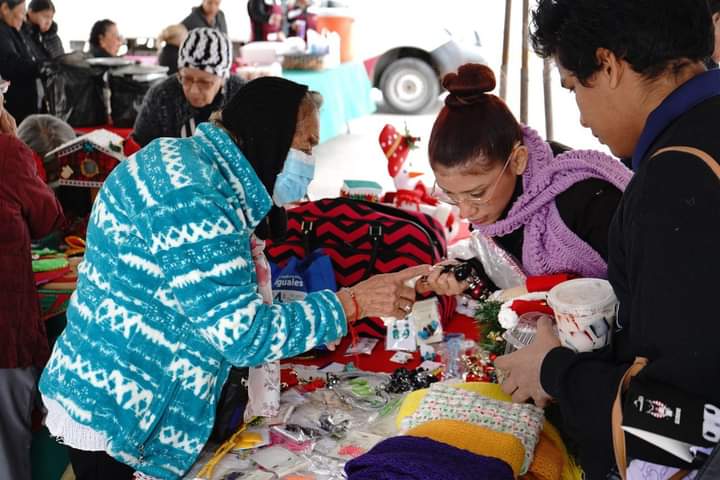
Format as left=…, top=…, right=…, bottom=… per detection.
left=380, top=57, right=439, bottom=114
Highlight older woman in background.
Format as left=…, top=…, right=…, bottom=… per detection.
left=88, top=18, right=123, bottom=57
left=131, top=27, right=243, bottom=147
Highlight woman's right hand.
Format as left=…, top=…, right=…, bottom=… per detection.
left=415, top=261, right=469, bottom=296
left=338, top=265, right=431, bottom=320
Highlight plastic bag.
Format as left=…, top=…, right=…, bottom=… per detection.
left=109, top=74, right=160, bottom=128
left=43, top=55, right=106, bottom=127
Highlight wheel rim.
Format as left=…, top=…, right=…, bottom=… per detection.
left=393, top=70, right=426, bottom=105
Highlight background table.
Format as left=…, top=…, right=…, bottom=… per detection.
left=283, top=61, right=376, bottom=143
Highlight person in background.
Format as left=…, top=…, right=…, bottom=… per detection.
left=287, top=0, right=316, bottom=40
left=419, top=63, right=631, bottom=298
left=22, top=0, right=62, bottom=61
left=132, top=28, right=243, bottom=147
left=157, top=24, right=188, bottom=75
left=182, top=0, right=227, bottom=34
left=248, top=0, right=284, bottom=41
left=88, top=19, right=123, bottom=57
left=0, top=92, right=65, bottom=480
left=40, top=75, right=427, bottom=479
left=0, top=0, right=42, bottom=123
left=17, top=114, right=91, bottom=237
left=708, top=0, right=720, bottom=68
left=496, top=0, right=720, bottom=478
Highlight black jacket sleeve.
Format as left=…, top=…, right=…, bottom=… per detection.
left=540, top=151, right=720, bottom=479
left=131, top=81, right=167, bottom=147
left=0, top=27, right=39, bottom=82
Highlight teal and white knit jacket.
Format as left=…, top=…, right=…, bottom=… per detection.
left=39, top=123, right=347, bottom=479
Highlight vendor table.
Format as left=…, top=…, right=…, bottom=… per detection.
left=289, top=313, right=479, bottom=373
left=283, top=61, right=376, bottom=143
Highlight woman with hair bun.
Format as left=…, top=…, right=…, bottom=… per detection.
left=421, top=63, right=632, bottom=296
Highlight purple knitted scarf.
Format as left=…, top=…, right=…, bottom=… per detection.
left=475, top=125, right=633, bottom=279
left=345, top=435, right=513, bottom=480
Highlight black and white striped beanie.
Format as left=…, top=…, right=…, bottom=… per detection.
left=177, top=28, right=233, bottom=78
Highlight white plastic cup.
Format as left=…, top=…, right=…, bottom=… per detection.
left=548, top=278, right=618, bottom=352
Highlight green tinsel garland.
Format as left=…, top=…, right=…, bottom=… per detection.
left=474, top=300, right=506, bottom=355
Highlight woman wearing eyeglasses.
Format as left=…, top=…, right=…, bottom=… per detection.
left=131, top=28, right=243, bottom=147
left=421, top=63, right=632, bottom=296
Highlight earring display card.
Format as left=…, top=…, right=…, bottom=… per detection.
left=249, top=445, right=310, bottom=477
left=318, top=430, right=385, bottom=461
left=385, top=318, right=417, bottom=351
left=344, top=337, right=379, bottom=356
left=411, top=298, right=444, bottom=344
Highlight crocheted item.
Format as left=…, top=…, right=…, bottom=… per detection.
left=345, top=435, right=514, bottom=480
left=402, top=382, right=544, bottom=474
left=396, top=382, right=583, bottom=480
left=408, top=419, right=525, bottom=476
left=407, top=419, right=564, bottom=480
left=475, top=125, right=632, bottom=278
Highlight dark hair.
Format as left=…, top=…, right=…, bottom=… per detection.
left=531, top=0, right=714, bottom=84
left=0, top=0, right=25, bottom=9
left=28, top=0, right=54, bottom=12
left=710, top=0, right=720, bottom=14
left=428, top=64, right=522, bottom=171
left=89, top=19, right=115, bottom=47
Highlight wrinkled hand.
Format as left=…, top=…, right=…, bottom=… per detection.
left=494, top=315, right=561, bottom=407
left=416, top=260, right=468, bottom=296
left=353, top=265, right=431, bottom=319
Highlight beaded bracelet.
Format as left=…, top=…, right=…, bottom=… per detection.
left=343, top=288, right=361, bottom=323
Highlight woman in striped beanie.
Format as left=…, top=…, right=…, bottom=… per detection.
left=131, top=27, right=244, bottom=147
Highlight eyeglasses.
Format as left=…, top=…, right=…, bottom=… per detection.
left=431, top=146, right=517, bottom=207
left=177, top=73, right=218, bottom=91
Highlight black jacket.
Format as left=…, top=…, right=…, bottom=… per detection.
left=22, top=20, right=64, bottom=61
left=158, top=44, right=179, bottom=74
left=541, top=94, right=720, bottom=478
left=131, top=74, right=244, bottom=147
left=0, top=20, right=41, bottom=123
left=181, top=6, right=228, bottom=34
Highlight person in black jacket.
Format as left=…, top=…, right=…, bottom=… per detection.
left=132, top=28, right=243, bottom=147
left=0, top=0, right=42, bottom=123
left=495, top=1, right=720, bottom=479
left=181, top=0, right=227, bottom=34
left=157, top=24, right=187, bottom=74
left=22, top=0, right=62, bottom=61
left=88, top=19, right=122, bottom=57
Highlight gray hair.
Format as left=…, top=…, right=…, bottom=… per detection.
left=17, top=114, right=76, bottom=157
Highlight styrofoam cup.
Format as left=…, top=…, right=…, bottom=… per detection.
left=548, top=278, right=617, bottom=352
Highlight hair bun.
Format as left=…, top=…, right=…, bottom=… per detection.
left=443, top=64, right=496, bottom=107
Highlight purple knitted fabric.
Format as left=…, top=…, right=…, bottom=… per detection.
left=344, top=435, right=513, bottom=480
left=475, top=125, right=632, bottom=279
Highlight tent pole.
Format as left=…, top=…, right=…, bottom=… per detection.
left=520, top=0, right=529, bottom=123
left=543, top=57, right=554, bottom=141
left=500, top=0, right=512, bottom=100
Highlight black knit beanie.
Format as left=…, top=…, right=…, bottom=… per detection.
left=221, top=76, right=309, bottom=240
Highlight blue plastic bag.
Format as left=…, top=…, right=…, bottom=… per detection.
left=270, top=248, right=337, bottom=303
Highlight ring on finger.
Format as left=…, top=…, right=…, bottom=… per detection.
left=402, top=304, right=412, bottom=313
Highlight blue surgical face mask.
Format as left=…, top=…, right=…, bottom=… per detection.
left=272, top=148, right=316, bottom=207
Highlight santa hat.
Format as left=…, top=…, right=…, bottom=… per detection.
left=379, top=124, right=419, bottom=177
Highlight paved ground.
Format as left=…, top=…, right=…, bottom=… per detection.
left=309, top=94, right=443, bottom=200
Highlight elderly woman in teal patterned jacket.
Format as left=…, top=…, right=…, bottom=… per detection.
left=39, top=77, right=428, bottom=480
